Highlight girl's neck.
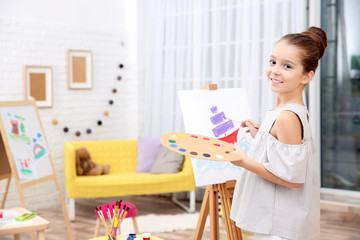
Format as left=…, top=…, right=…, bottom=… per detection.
left=275, top=94, right=304, bottom=109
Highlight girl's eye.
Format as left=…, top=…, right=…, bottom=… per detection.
left=284, top=64, right=292, bottom=69
left=269, top=60, right=276, bottom=65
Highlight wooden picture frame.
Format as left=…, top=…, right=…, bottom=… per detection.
left=67, top=49, right=93, bottom=89
left=24, top=66, right=52, bottom=108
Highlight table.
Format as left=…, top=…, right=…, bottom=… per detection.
left=89, top=235, right=163, bottom=240
left=0, top=207, right=50, bottom=240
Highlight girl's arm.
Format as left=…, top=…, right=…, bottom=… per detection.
left=231, top=111, right=304, bottom=189
left=231, top=149, right=303, bottom=188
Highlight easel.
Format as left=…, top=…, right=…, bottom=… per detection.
left=0, top=134, right=12, bottom=209
left=193, top=84, right=242, bottom=240
left=0, top=100, right=74, bottom=240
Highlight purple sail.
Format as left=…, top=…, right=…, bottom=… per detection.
left=210, top=106, right=218, bottom=114
left=212, top=120, right=234, bottom=137
left=210, top=111, right=225, bottom=125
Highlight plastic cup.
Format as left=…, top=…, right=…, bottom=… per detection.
left=142, top=233, right=151, bottom=240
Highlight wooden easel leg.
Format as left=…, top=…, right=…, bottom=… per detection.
left=226, top=181, right=243, bottom=240
left=13, top=176, right=36, bottom=240
left=1, top=174, right=11, bottom=209
left=53, top=177, right=74, bottom=240
left=94, top=218, right=101, bottom=237
left=193, top=186, right=210, bottom=240
left=209, top=185, right=220, bottom=240
left=132, top=217, right=139, bottom=234
left=218, top=184, right=234, bottom=240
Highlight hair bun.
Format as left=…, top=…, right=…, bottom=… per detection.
left=302, top=26, right=327, bottom=59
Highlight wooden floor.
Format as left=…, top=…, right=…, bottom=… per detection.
left=1, top=194, right=360, bottom=240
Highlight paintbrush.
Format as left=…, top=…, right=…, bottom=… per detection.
left=109, top=201, right=117, bottom=236
left=119, top=207, right=130, bottom=225
left=113, top=201, right=121, bottom=239
left=116, top=205, right=126, bottom=229
left=224, top=116, right=259, bottom=129
left=95, top=207, right=114, bottom=240
left=106, top=204, right=112, bottom=225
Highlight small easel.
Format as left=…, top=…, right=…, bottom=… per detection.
left=0, top=100, right=74, bottom=240
left=0, top=134, right=12, bottom=209
left=193, top=84, right=242, bottom=240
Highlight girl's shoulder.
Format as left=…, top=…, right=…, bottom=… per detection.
left=267, top=103, right=312, bottom=143
left=271, top=103, right=309, bottom=124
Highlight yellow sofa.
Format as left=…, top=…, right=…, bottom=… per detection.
left=64, top=140, right=196, bottom=220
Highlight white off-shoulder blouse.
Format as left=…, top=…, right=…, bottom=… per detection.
left=230, top=104, right=320, bottom=240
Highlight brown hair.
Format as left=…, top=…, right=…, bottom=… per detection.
left=279, top=26, right=327, bottom=73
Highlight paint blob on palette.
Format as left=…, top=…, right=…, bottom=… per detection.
left=160, top=132, right=241, bottom=161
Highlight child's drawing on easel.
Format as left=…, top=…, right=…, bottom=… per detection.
left=13, top=152, right=39, bottom=181
left=27, top=132, right=49, bottom=161
left=6, top=112, right=31, bottom=143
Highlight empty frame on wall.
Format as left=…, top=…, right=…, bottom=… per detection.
left=24, top=66, right=53, bottom=108
left=67, top=49, right=93, bottom=89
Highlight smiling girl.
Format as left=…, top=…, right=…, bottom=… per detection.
left=229, top=27, right=327, bottom=240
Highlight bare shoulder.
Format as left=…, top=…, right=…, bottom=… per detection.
left=272, top=110, right=302, bottom=145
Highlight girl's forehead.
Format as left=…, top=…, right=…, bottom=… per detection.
left=272, top=40, right=302, bottom=60
left=272, top=40, right=301, bottom=58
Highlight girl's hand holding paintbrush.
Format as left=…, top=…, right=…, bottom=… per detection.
left=240, top=119, right=259, bottom=138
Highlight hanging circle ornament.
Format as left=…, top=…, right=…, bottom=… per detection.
left=57, top=60, right=124, bottom=137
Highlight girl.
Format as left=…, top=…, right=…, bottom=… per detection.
left=229, top=26, right=327, bottom=240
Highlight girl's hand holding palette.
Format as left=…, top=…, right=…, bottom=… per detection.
left=160, top=132, right=241, bottom=161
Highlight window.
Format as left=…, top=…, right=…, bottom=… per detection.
left=321, top=0, right=360, bottom=191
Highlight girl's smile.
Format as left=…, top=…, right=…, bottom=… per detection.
left=270, top=77, right=283, bottom=84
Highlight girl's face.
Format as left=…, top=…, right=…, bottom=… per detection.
left=266, top=40, right=311, bottom=94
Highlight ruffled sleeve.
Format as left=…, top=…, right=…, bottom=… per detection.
left=263, top=135, right=310, bottom=183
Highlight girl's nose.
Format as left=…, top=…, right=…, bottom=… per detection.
left=272, top=65, right=280, bottom=75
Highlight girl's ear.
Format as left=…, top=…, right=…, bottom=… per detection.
left=301, top=71, right=314, bottom=84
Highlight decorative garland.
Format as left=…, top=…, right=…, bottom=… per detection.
left=52, top=64, right=124, bottom=137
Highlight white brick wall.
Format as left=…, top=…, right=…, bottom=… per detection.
left=0, top=17, right=139, bottom=209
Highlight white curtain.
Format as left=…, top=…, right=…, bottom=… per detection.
left=139, top=0, right=307, bottom=137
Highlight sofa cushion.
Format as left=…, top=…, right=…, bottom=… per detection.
left=72, top=171, right=194, bottom=198
left=135, top=137, right=161, bottom=173
left=150, top=146, right=184, bottom=174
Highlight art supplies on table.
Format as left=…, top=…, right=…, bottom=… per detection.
left=95, top=200, right=130, bottom=240
left=15, top=212, right=37, bottom=221
left=0, top=209, right=36, bottom=227
left=160, top=132, right=241, bottom=161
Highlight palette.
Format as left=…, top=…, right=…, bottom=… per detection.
left=160, top=132, right=241, bottom=161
